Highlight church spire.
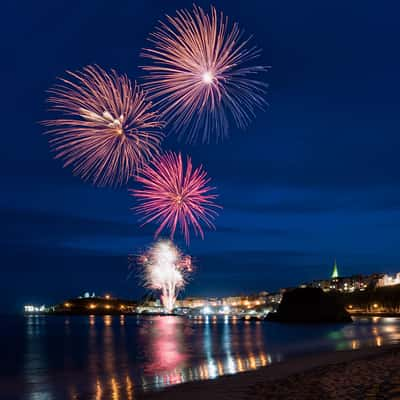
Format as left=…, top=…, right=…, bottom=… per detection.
left=331, top=259, right=339, bottom=279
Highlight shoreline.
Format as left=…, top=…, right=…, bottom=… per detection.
left=139, top=344, right=400, bottom=399
left=21, top=312, right=400, bottom=318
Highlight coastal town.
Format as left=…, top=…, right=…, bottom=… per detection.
left=24, top=262, right=400, bottom=318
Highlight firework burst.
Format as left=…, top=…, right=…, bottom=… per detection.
left=139, top=240, right=192, bottom=311
left=141, top=4, right=268, bottom=143
left=43, top=65, right=164, bottom=186
left=131, top=152, right=220, bottom=244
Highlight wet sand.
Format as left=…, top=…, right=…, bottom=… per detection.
left=139, top=345, right=400, bottom=399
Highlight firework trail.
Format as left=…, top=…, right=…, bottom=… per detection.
left=43, top=65, right=164, bottom=186
left=131, top=152, right=220, bottom=244
left=141, top=4, right=268, bottom=143
left=139, top=240, right=192, bottom=311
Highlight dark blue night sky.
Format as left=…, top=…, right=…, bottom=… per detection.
left=2, top=1, right=400, bottom=312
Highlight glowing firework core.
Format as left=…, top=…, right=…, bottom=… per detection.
left=140, top=240, right=191, bottom=312
left=80, top=109, right=124, bottom=135
left=202, top=71, right=214, bottom=84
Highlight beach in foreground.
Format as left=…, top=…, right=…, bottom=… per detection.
left=140, top=345, right=400, bottom=399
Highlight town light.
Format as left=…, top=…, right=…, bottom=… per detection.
left=24, top=304, right=47, bottom=313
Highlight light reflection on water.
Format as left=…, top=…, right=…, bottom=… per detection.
left=2, top=315, right=400, bottom=399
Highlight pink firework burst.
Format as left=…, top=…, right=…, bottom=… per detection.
left=43, top=65, right=164, bottom=187
left=131, top=152, right=220, bottom=244
left=141, top=5, right=268, bottom=143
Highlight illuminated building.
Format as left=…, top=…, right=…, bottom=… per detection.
left=377, top=273, right=400, bottom=287
left=308, top=262, right=384, bottom=293
left=174, top=292, right=277, bottom=317
left=24, top=304, right=48, bottom=313
left=175, top=297, right=207, bottom=308
left=264, top=292, right=283, bottom=304
left=331, top=259, right=339, bottom=279
left=176, top=295, right=268, bottom=310
left=311, top=276, right=370, bottom=292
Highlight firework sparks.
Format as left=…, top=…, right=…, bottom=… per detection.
left=139, top=240, right=192, bottom=311
left=43, top=65, right=164, bottom=186
left=131, top=152, right=220, bottom=244
left=141, top=5, right=268, bottom=143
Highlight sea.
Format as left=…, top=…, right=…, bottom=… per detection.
left=1, top=314, right=399, bottom=399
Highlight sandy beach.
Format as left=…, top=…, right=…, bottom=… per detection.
left=139, top=345, right=400, bottom=399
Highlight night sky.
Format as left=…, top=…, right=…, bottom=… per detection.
left=3, top=1, right=400, bottom=312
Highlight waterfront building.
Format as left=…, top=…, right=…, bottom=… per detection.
left=377, top=273, right=400, bottom=287
left=24, top=304, right=49, bottom=313
left=175, top=297, right=207, bottom=309
left=175, top=292, right=275, bottom=313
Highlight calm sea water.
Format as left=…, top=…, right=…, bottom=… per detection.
left=1, top=314, right=399, bottom=399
